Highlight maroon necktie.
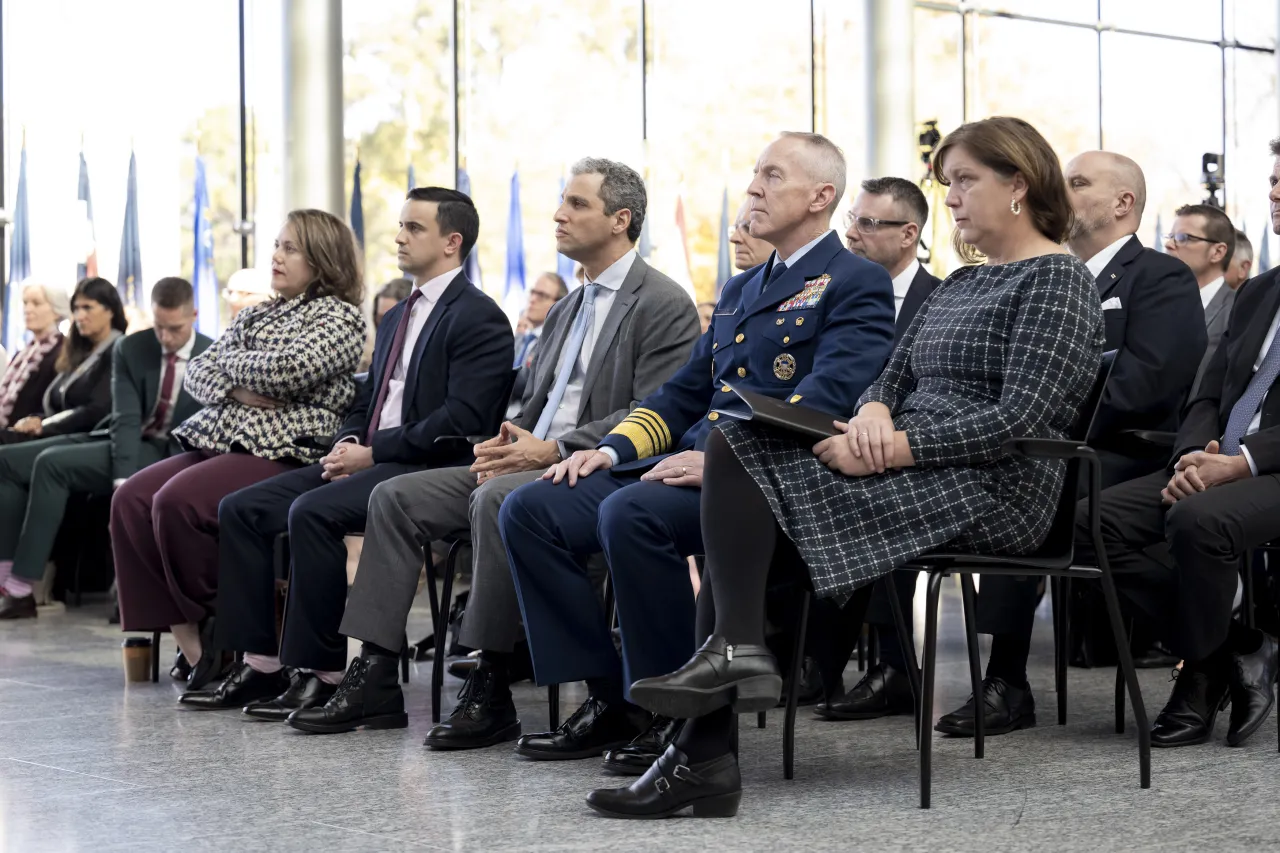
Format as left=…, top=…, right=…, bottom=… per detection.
left=366, top=288, right=423, bottom=443
left=145, top=352, right=179, bottom=435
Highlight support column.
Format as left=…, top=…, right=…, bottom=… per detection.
left=866, top=0, right=917, bottom=181
left=283, top=0, right=343, bottom=215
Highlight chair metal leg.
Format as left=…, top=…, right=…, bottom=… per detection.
left=151, top=631, right=162, bottom=683
left=1098, top=571, right=1150, bottom=789
left=1243, top=559, right=1257, bottom=630
left=783, top=590, right=810, bottom=781
left=431, top=541, right=462, bottom=724
left=400, top=633, right=410, bottom=684
left=857, top=628, right=866, bottom=672
left=549, top=684, right=560, bottom=730
left=1115, top=617, right=1132, bottom=734
left=919, top=571, right=943, bottom=809
left=757, top=712, right=766, bottom=729
left=886, top=573, right=922, bottom=748
left=959, top=574, right=983, bottom=759
left=1052, top=577, right=1069, bottom=726
left=868, top=628, right=880, bottom=668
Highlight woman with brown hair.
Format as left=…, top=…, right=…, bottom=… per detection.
left=112, top=209, right=367, bottom=690
left=588, top=117, right=1106, bottom=818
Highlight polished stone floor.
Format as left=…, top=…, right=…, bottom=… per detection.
left=1, top=582, right=1276, bottom=853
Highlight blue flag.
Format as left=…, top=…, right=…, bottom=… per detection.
left=193, top=156, right=219, bottom=336
left=556, top=177, right=575, bottom=285
left=408, top=163, right=416, bottom=193
left=1259, top=224, right=1271, bottom=273
left=118, top=151, right=143, bottom=309
left=716, top=186, right=731, bottom=295
left=504, top=171, right=526, bottom=317
left=350, top=159, right=365, bottom=251
left=77, top=151, right=98, bottom=282
left=1153, top=213, right=1164, bottom=253
left=457, top=167, right=481, bottom=286
left=4, top=144, right=30, bottom=350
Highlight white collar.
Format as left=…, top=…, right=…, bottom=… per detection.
left=890, top=259, right=921, bottom=300
left=767, top=230, right=832, bottom=276
left=169, top=330, right=198, bottom=361
left=583, top=250, right=637, bottom=292
left=1082, top=234, right=1134, bottom=280
left=1200, top=276, right=1225, bottom=309
left=415, top=267, right=463, bottom=303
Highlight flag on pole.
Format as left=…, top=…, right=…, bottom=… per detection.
left=674, top=192, right=694, bottom=285
left=193, top=156, right=219, bottom=336
left=556, top=177, right=575, bottom=285
left=408, top=163, right=416, bottom=193
left=118, top=150, right=143, bottom=308
left=503, top=170, right=526, bottom=320
left=457, top=167, right=482, bottom=286
left=716, top=186, right=731, bottom=295
left=4, top=142, right=30, bottom=350
left=350, top=158, right=365, bottom=251
left=1258, top=224, right=1271, bottom=273
left=1153, top=214, right=1164, bottom=253
left=77, top=150, right=98, bottom=282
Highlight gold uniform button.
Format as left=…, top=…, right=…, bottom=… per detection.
left=708, top=412, right=720, bottom=421
left=795, top=317, right=805, bottom=326
left=790, top=394, right=803, bottom=403
left=712, top=342, right=719, bottom=350
left=735, top=333, right=745, bottom=343
left=783, top=335, right=791, bottom=344
left=737, top=367, right=747, bottom=378
left=775, top=318, right=785, bottom=326
left=721, top=384, right=732, bottom=392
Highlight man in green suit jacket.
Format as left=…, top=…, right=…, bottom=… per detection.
left=0, top=277, right=212, bottom=618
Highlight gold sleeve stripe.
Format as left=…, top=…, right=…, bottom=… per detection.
left=612, top=420, right=657, bottom=459
left=608, top=407, right=673, bottom=460
left=630, top=408, right=672, bottom=449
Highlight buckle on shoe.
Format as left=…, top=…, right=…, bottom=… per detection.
left=654, top=776, right=671, bottom=794
left=671, top=764, right=704, bottom=785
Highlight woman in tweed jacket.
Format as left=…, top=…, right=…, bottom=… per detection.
left=601, top=118, right=1105, bottom=819
left=112, top=210, right=366, bottom=686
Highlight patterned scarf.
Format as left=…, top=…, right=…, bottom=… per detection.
left=0, top=334, right=62, bottom=429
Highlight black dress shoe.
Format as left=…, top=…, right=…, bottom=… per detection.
left=586, top=745, right=742, bottom=819
left=1151, top=664, right=1231, bottom=747
left=0, top=592, right=36, bottom=620
left=602, top=715, right=684, bottom=776
left=1226, top=633, right=1279, bottom=747
left=935, top=676, right=1036, bottom=737
left=423, top=664, right=521, bottom=750
left=629, top=635, right=782, bottom=719
left=242, top=671, right=337, bottom=722
left=515, top=697, right=647, bottom=760
left=180, top=662, right=290, bottom=709
left=170, top=652, right=192, bottom=682
left=286, top=655, right=407, bottom=734
left=1132, top=640, right=1181, bottom=670
left=815, top=662, right=914, bottom=721
left=777, top=656, right=832, bottom=708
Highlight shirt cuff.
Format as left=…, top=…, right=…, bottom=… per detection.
left=112, top=478, right=127, bottom=490
left=556, top=440, right=569, bottom=461
left=599, top=446, right=620, bottom=466
left=1240, top=444, right=1259, bottom=477
left=337, top=435, right=360, bottom=446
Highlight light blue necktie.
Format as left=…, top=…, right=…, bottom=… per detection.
left=533, top=284, right=599, bottom=439
left=1221, top=335, right=1280, bottom=455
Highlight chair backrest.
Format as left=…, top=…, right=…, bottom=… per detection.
left=1027, top=349, right=1117, bottom=563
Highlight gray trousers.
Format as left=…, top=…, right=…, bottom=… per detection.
left=339, top=465, right=544, bottom=653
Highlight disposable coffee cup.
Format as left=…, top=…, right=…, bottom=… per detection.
left=122, top=636, right=153, bottom=682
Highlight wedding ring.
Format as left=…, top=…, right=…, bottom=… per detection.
left=681, top=466, right=688, bottom=476
left=858, top=431, right=870, bottom=438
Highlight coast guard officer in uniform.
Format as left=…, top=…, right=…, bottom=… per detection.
left=497, top=132, right=896, bottom=770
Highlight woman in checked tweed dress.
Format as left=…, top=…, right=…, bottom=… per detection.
left=112, top=210, right=367, bottom=689
left=601, top=118, right=1105, bottom=819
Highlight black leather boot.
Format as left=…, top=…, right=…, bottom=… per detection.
left=286, top=655, right=407, bottom=734
left=629, top=636, right=782, bottom=719
left=423, top=664, right=521, bottom=750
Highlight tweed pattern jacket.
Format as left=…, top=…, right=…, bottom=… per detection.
left=720, top=254, right=1104, bottom=599
left=175, top=292, right=365, bottom=462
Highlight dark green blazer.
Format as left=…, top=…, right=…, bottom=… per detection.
left=96, top=329, right=213, bottom=481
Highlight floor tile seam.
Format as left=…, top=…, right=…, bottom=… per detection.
left=3, top=756, right=147, bottom=787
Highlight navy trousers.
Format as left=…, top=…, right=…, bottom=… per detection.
left=500, top=470, right=700, bottom=698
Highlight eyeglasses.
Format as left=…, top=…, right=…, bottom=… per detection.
left=844, top=214, right=911, bottom=234
left=1164, top=232, right=1220, bottom=247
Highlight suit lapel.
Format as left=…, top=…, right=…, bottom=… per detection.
left=897, top=267, right=937, bottom=335
left=1204, top=284, right=1230, bottom=330
left=1095, top=236, right=1142, bottom=301
left=523, top=286, right=581, bottom=424
left=139, top=336, right=161, bottom=415
left=579, top=258, right=645, bottom=404
left=741, top=232, right=842, bottom=320
left=403, top=274, right=468, bottom=408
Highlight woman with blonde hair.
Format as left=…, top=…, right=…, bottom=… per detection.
left=0, top=282, right=72, bottom=431
left=591, top=117, right=1106, bottom=818
left=112, top=210, right=367, bottom=690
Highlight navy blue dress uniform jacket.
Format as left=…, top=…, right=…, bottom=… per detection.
left=599, top=231, right=895, bottom=469
left=335, top=273, right=514, bottom=465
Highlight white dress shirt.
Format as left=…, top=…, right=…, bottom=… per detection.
left=1200, top=276, right=1225, bottom=310
left=762, top=230, right=833, bottom=281
left=890, top=259, right=922, bottom=321
left=375, top=268, right=460, bottom=433
left=1083, top=234, right=1133, bottom=280
left=543, top=250, right=634, bottom=446
left=151, top=331, right=198, bottom=435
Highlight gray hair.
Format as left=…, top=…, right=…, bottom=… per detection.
left=780, top=132, right=847, bottom=209
left=570, top=157, right=648, bottom=243
left=22, top=280, right=71, bottom=320
left=1235, top=228, right=1254, bottom=262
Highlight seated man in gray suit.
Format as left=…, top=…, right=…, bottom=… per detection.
left=286, top=157, right=701, bottom=734
left=1168, top=203, right=1235, bottom=397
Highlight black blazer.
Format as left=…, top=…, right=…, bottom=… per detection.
left=1089, top=235, right=1206, bottom=444
left=40, top=341, right=119, bottom=437
left=2, top=336, right=62, bottom=426
left=895, top=264, right=940, bottom=343
left=1176, top=266, right=1280, bottom=472
left=336, top=272, right=515, bottom=464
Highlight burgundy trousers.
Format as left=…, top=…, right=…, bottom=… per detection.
left=112, top=450, right=296, bottom=632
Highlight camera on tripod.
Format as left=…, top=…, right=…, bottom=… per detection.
left=1202, top=153, right=1225, bottom=209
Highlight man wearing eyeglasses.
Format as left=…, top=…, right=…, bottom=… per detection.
left=816, top=176, right=941, bottom=722
left=1167, top=203, right=1237, bottom=397
left=510, top=273, right=569, bottom=416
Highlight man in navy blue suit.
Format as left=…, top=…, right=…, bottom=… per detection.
left=188, top=188, right=515, bottom=715
left=498, top=132, right=896, bottom=770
